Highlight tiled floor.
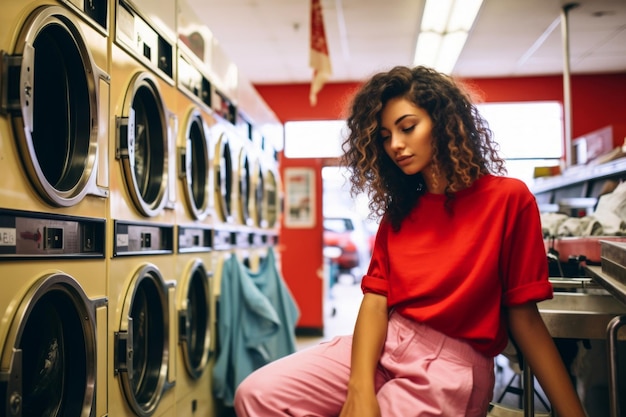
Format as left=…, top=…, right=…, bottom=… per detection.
left=296, top=276, right=552, bottom=414
left=296, top=274, right=362, bottom=350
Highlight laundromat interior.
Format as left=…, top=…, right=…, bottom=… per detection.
left=0, top=0, right=626, bottom=416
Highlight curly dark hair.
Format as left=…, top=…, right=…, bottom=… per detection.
left=340, top=65, right=506, bottom=230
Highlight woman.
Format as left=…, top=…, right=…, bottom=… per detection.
left=234, top=66, right=586, bottom=417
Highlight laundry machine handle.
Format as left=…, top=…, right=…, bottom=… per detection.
left=0, top=349, right=23, bottom=417
left=0, top=50, right=31, bottom=121
left=114, top=318, right=134, bottom=376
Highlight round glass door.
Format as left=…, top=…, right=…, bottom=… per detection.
left=214, top=132, right=233, bottom=223
left=118, top=73, right=169, bottom=217
left=1, top=274, right=99, bottom=417
left=9, top=7, right=102, bottom=207
left=265, top=168, right=279, bottom=229
left=180, top=110, right=210, bottom=220
left=237, top=147, right=251, bottom=226
left=179, top=261, right=212, bottom=379
left=116, top=264, right=170, bottom=417
left=250, top=158, right=265, bottom=228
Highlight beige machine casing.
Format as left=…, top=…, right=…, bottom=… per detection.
left=173, top=40, right=219, bottom=416
left=107, top=1, right=178, bottom=416
left=0, top=2, right=110, bottom=416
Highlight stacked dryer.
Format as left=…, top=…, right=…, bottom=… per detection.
left=244, top=139, right=267, bottom=271
left=106, top=0, right=179, bottom=416
left=236, top=78, right=283, bottom=273
left=230, top=119, right=256, bottom=269
left=210, top=120, right=238, bottom=324
left=258, top=142, right=282, bottom=258
left=173, top=1, right=219, bottom=414
left=0, top=1, right=110, bottom=416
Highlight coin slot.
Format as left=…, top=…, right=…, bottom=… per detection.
left=44, top=227, right=63, bottom=249
left=141, top=232, right=152, bottom=248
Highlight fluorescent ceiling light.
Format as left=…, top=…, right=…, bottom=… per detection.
left=421, top=0, right=453, bottom=33
left=436, top=31, right=468, bottom=74
left=413, top=0, right=483, bottom=74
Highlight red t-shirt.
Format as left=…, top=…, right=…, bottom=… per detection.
left=361, top=174, right=552, bottom=357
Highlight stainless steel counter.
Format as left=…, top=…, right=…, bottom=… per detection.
left=532, top=272, right=626, bottom=417
left=584, top=266, right=626, bottom=417
left=539, top=278, right=626, bottom=340
left=586, top=265, right=626, bottom=306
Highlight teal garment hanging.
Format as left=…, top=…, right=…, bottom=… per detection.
left=213, top=247, right=300, bottom=406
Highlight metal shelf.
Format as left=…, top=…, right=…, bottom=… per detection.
left=531, top=158, right=626, bottom=195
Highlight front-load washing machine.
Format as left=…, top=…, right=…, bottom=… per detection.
left=0, top=211, right=108, bottom=417
left=0, top=2, right=110, bottom=217
left=173, top=46, right=219, bottom=417
left=212, top=120, right=256, bottom=281
left=108, top=1, right=178, bottom=416
left=248, top=148, right=267, bottom=232
left=211, top=124, right=236, bottom=228
left=109, top=0, right=177, bottom=224
left=209, top=121, right=242, bottom=411
left=242, top=146, right=268, bottom=273
left=232, top=133, right=253, bottom=230
left=258, top=152, right=282, bottom=268
left=173, top=253, right=216, bottom=417
left=0, top=4, right=110, bottom=416
left=175, top=46, right=216, bottom=226
left=107, top=238, right=177, bottom=417
left=261, top=153, right=282, bottom=240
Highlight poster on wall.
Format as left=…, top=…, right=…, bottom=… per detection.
left=284, top=167, right=315, bottom=228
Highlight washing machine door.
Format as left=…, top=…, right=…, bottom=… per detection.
left=250, top=158, right=265, bottom=228
left=178, top=260, right=213, bottom=379
left=1, top=6, right=107, bottom=207
left=117, top=73, right=170, bottom=217
left=236, top=146, right=252, bottom=226
left=214, top=132, right=233, bottom=223
left=0, top=273, right=103, bottom=417
left=264, top=168, right=279, bottom=229
left=115, top=264, right=172, bottom=417
left=179, top=109, right=211, bottom=220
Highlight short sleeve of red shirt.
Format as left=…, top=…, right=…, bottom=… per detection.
left=361, top=219, right=391, bottom=296
left=498, top=184, right=553, bottom=307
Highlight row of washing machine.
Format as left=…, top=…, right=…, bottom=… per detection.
left=0, top=1, right=282, bottom=417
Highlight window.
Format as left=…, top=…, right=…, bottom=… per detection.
left=284, top=120, right=346, bottom=158
left=477, top=101, right=563, bottom=185
left=284, top=101, right=564, bottom=187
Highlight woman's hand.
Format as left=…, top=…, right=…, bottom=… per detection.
left=339, top=384, right=381, bottom=417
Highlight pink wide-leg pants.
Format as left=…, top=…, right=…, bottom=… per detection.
left=234, top=312, right=495, bottom=416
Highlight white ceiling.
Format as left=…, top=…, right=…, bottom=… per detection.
left=185, top=0, right=626, bottom=85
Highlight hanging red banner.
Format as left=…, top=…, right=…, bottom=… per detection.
left=309, top=0, right=332, bottom=106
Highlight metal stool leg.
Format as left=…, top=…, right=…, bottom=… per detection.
left=607, top=314, right=626, bottom=417
left=523, top=365, right=535, bottom=417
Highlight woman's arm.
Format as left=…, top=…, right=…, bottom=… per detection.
left=507, top=303, right=587, bottom=417
left=339, top=292, right=389, bottom=417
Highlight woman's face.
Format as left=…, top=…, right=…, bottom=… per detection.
left=379, top=97, right=436, bottom=184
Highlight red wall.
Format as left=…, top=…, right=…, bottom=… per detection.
left=258, top=72, right=626, bottom=331
left=255, top=83, right=361, bottom=122
left=257, top=72, right=626, bottom=146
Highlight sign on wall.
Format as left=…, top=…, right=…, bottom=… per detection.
left=284, top=167, right=315, bottom=228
